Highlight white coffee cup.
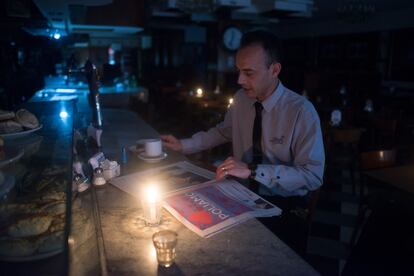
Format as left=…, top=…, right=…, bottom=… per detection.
left=144, top=139, right=162, bottom=157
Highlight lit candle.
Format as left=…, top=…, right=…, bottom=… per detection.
left=142, top=185, right=161, bottom=226
left=228, top=97, right=234, bottom=108
left=147, top=186, right=157, bottom=223
left=196, top=88, right=203, bottom=98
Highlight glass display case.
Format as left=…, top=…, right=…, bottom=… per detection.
left=0, top=100, right=100, bottom=275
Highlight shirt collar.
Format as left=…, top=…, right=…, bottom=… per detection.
left=253, top=81, right=285, bottom=112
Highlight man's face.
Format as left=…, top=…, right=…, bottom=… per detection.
left=236, top=44, right=281, bottom=101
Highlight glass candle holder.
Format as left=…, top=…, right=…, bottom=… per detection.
left=152, top=230, right=178, bottom=267
left=141, top=199, right=161, bottom=226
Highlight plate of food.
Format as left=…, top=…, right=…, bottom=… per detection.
left=0, top=147, right=24, bottom=169
left=0, top=230, right=64, bottom=262
left=0, top=138, right=24, bottom=168
left=0, top=195, right=66, bottom=261
left=0, top=125, right=43, bottom=139
left=0, top=109, right=42, bottom=139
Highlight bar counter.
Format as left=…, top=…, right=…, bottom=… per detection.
left=80, top=108, right=320, bottom=275
left=0, top=102, right=319, bottom=275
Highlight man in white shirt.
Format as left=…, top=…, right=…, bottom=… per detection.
left=162, top=30, right=325, bottom=199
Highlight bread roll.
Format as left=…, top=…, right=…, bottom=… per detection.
left=0, top=110, right=15, bottom=121
left=0, top=120, right=23, bottom=134
left=15, top=109, right=39, bottom=129
left=7, top=215, right=53, bottom=238
left=37, top=231, right=64, bottom=253
left=0, top=237, right=37, bottom=257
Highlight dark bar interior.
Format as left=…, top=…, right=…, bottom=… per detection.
left=1, top=1, right=414, bottom=275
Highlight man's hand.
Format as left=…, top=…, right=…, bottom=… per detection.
left=160, top=134, right=183, bottom=152
left=216, top=157, right=251, bottom=180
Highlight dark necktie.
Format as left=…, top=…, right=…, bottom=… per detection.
left=250, top=101, right=263, bottom=193
left=253, top=101, right=264, bottom=163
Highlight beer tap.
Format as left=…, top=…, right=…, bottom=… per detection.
left=84, top=60, right=103, bottom=129
left=67, top=59, right=103, bottom=148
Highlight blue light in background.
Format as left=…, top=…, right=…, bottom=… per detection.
left=56, top=88, right=76, bottom=93
left=59, top=111, right=68, bottom=119
left=53, top=32, right=61, bottom=40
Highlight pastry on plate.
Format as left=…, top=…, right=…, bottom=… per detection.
left=0, top=137, right=4, bottom=160
left=7, top=215, right=53, bottom=238
left=37, top=230, right=64, bottom=253
left=0, top=120, right=23, bottom=134
left=15, top=109, right=39, bottom=129
left=0, top=110, right=15, bottom=121
left=0, top=237, right=37, bottom=257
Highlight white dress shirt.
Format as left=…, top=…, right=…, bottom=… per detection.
left=181, top=82, right=325, bottom=197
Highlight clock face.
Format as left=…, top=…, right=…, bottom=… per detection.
left=223, top=27, right=242, bottom=51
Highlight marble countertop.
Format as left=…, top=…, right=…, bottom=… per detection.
left=79, top=108, right=320, bottom=276
left=96, top=184, right=319, bottom=276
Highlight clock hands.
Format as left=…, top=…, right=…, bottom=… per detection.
left=230, top=30, right=235, bottom=47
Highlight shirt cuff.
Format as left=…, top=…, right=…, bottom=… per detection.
left=254, top=164, right=282, bottom=189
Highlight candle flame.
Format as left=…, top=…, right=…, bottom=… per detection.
left=196, top=88, right=203, bottom=97
left=145, top=185, right=159, bottom=203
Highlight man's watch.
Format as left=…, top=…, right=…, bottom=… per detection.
left=248, top=163, right=257, bottom=179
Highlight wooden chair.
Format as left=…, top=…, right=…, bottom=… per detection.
left=407, top=144, right=414, bottom=164
left=358, top=149, right=396, bottom=203
left=371, top=118, right=397, bottom=149
left=350, top=149, right=397, bottom=246
left=326, top=128, right=364, bottom=194
left=359, top=149, right=397, bottom=170
left=287, top=188, right=321, bottom=256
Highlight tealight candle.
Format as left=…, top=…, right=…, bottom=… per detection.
left=196, top=88, right=203, bottom=98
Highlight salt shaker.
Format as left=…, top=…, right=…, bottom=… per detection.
left=93, top=167, right=106, bottom=186
left=74, top=173, right=90, bottom=192
left=73, top=160, right=85, bottom=177
left=121, top=147, right=128, bottom=164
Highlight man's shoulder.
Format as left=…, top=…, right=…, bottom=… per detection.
left=234, top=89, right=246, bottom=100
left=233, top=89, right=252, bottom=106
left=281, top=87, right=316, bottom=114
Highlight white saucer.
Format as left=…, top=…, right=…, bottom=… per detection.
left=128, top=145, right=143, bottom=154
left=138, top=152, right=167, bottom=163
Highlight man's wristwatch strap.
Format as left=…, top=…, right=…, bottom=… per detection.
left=248, top=163, right=257, bottom=179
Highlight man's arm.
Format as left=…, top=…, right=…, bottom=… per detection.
left=179, top=107, right=233, bottom=155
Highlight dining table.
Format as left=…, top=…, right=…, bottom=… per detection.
left=344, top=163, right=414, bottom=275
left=68, top=108, right=320, bottom=276
left=363, top=164, right=414, bottom=195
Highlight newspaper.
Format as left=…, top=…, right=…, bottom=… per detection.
left=110, top=161, right=281, bottom=238
left=163, top=179, right=282, bottom=237
left=109, top=161, right=215, bottom=195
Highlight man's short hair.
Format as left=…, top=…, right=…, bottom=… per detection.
left=240, top=30, right=283, bottom=66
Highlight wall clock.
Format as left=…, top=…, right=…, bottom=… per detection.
left=223, top=27, right=242, bottom=51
